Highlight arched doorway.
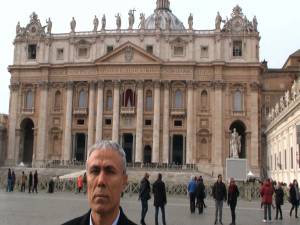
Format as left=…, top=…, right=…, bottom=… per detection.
left=172, top=135, right=184, bottom=164
left=74, top=133, right=86, bottom=162
left=123, top=133, right=133, bottom=163
left=143, top=145, right=152, bottom=163
left=229, top=121, right=246, bottom=158
left=20, top=118, right=34, bottom=164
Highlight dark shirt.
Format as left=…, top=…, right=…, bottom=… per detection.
left=212, top=181, right=227, bottom=201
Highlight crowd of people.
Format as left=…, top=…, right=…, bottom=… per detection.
left=6, top=168, right=39, bottom=193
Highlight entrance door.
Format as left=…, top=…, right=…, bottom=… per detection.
left=143, top=145, right=152, bottom=163
left=20, top=118, right=34, bottom=164
left=75, top=133, right=86, bottom=162
left=172, top=135, right=183, bottom=164
left=123, top=133, right=133, bottom=163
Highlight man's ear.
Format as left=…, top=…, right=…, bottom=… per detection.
left=122, top=174, right=128, bottom=189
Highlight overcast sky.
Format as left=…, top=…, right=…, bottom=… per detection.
left=0, top=0, right=299, bottom=114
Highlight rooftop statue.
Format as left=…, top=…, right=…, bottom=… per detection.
left=139, top=13, right=145, bottom=30
left=253, top=16, right=258, bottom=32
left=70, top=17, right=76, bottom=33
left=116, top=13, right=121, bottom=30
left=46, top=18, right=52, bottom=34
left=101, top=14, right=106, bottom=31
left=93, top=15, right=99, bottom=32
left=215, top=11, right=222, bottom=30
left=128, top=9, right=135, bottom=30
left=188, top=13, right=193, bottom=30
left=16, top=22, right=21, bottom=36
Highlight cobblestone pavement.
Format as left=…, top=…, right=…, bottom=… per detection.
left=0, top=190, right=299, bottom=225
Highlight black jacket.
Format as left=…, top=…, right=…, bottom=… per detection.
left=275, top=187, right=284, bottom=205
left=289, top=185, right=300, bottom=205
left=227, top=184, right=239, bottom=206
left=61, top=208, right=137, bottom=225
left=212, top=181, right=227, bottom=201
left=139, top=177, right=151, bottom=201
left=153, top=179, right=167, bottom=207
left=196, top=181, right=206, bottom=200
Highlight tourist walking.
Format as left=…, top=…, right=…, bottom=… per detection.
left=6, top=168, right=12, bottom=192
left=11, top=170, right=16, bottom=191
left=274, top=182, right=284, bottom=220
left=153, top=173, right=167, bottom=225
left=77, top=175, right=83, bottom=193
left=212, top=174, right=227, bottom=225
left=139, top=173, right=151, bottom=225
left=82, top=172, right=87, bottom=194
left=187, top=176, right=197, bottom=213
left=289, top=179, right=299, bottom=218
left=33, top=170, right=38, bottom=193
left=227, top=178, right=239, bottom=225
left=21, top=171, right=26, bottom=192
left=260, top=178, right=274, bottom=222
left=195, top=176, right=206, bottom=214
left=28, top=171, right=33, bottom=193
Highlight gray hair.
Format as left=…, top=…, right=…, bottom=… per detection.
left=87, top=140, right=127, bottom=174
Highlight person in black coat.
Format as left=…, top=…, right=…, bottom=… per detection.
left=274, top=182, right=284, bottom=220
left=61, top=140, right=137, bottom=225
left=227, top=178, right=239, bottom=225
left=196, top=176, right=206, bottom=214
left=289, top=179, right=299, bottom=218
left=33, top=170, right=38, bottom=194
left=212, top=174, right=227, bottom=225
left=139, top=173, right=151, bottom=225
left=153, top=173, right=167, bottom=225
left=28, top=171, right=33, bottom=193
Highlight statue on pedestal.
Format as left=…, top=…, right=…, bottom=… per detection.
left=230, top=128, right=241, bottom=158
left=46, top=18, right=52, bottom=34
left=128, top=9, right=135, bottom=30
left=116, top=13, right=121, bottom=30
left=93, top=15, right=99, bottom=32
left=215, top=11, right=222, bottom=30
left=188, top=13, right=193, bottom=30
left=139, top=13, right=145, bottom=30
left=70, top=17, right=76, bottom=33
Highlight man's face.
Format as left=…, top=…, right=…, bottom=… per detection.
left=87, top=149, right=128, bottom=215
left=218, top=176, right=222, bottom=182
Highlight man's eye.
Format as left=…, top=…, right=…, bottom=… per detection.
left=90, top=168, right=100, bottom=174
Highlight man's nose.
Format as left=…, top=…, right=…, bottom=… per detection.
left=96, top=171, right=106, bottom=186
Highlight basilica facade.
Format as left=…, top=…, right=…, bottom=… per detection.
left=6, top=0, right=267, bottom=176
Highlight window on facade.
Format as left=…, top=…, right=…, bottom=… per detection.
left=174, top=120, right=182, bottom=127
left=78, top=90, right=87, bottom=108
left=25, top=90, right=34, bottom=109
left=291, top=147, right=294, bottom=169
left=124, top=89, right=134, bottom=107
left=233, top=90, right=242, bottom=112
left=173, top=46, right=184, bottom=56
left=105, top=119, right=112, bottom=125
left=28, top=44, right=37, bottom=59
left=200, top=46, right=208, bottom=58
left=78, top=47, right=88, bottom=57
left=233, top=41, right=242, bottom=57
left=146, top=45, right=153, bottom=54
left=201, top=90, right=208, bottom=107
left=106, top=90, right=113, bottom=111
left=56, top=48, right=64, bottom=60
left=77, top=119, right=84, bottom=125
left=54, top=90, right=62, bottom=110
left=145, top=90, right=153, bottom=112
left=145, top=119, right=152, bottom=126
left=107, top=45, right=114, bottom=53
left=175, top=90, right=183, bottom=108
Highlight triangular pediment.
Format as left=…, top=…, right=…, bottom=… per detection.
left=95, top=41, right=163, bottom=64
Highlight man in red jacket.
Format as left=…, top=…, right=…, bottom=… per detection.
left=260, top=178, right=274, bottom=222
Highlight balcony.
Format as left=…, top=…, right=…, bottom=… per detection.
left=22, top=107, right=34, bottom=114
left=171, top=107, right=186, bottom=116
left=121, top=106, right=135, bottom=115
left=73, top=107, right=88, bottom=115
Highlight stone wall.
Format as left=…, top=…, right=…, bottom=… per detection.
left=0, top=114, right=8, bottom=165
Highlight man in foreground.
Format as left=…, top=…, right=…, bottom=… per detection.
left=139, top=173, right=151, bottom=225
left=62, top=140, right=136, bottom=225
left=212, top=174, right=227, bottom=225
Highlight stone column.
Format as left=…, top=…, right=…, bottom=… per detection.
left=250, top=82, right=260, bottom=168
left=186, top=81, right=194, bottom=164
left=112, top=81, right=120, bottom=142
left=36, top=81, right=49, bottom=163
left=162, top=81, right=170, bottom=163
left=87, top=81, right=96, bottom=150
left=63, top=82, right=73, bottom=162
left=152, top=81, right=161, bottom=163
left=135, top=81, right=144, bottom=163
left=213, top=80, right=225, bottom=170
left=7, top=83, right=19, bottom=164
left=95, top=80, right=104, bottom=141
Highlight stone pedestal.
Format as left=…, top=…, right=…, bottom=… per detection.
left=226, top=158, right=247, bottom=181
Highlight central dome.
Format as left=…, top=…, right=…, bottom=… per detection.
left=145, top=0, right=185, bottom=30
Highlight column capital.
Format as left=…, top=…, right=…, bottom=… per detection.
left=38, top=81, right=49, bottom=90
left=9, top=82, right=20, bottom=92
left=89, top=80, right=97, bottom=88
left=186, top=80, right=196, bottom=88
left=136, top=80, right=144, bottom=88
left=163, top=80, right=170, bottom=88
left=113, top=80, right=121, bottom=88
left=213, top=80, right=226, bottom=90
left=97, top=80, right=104, bottom=88
left=250, top=81, right=261, bottom=91
left=153, top=80, right=161, bottom=88
left=65, top=81, right=74, bottom=90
